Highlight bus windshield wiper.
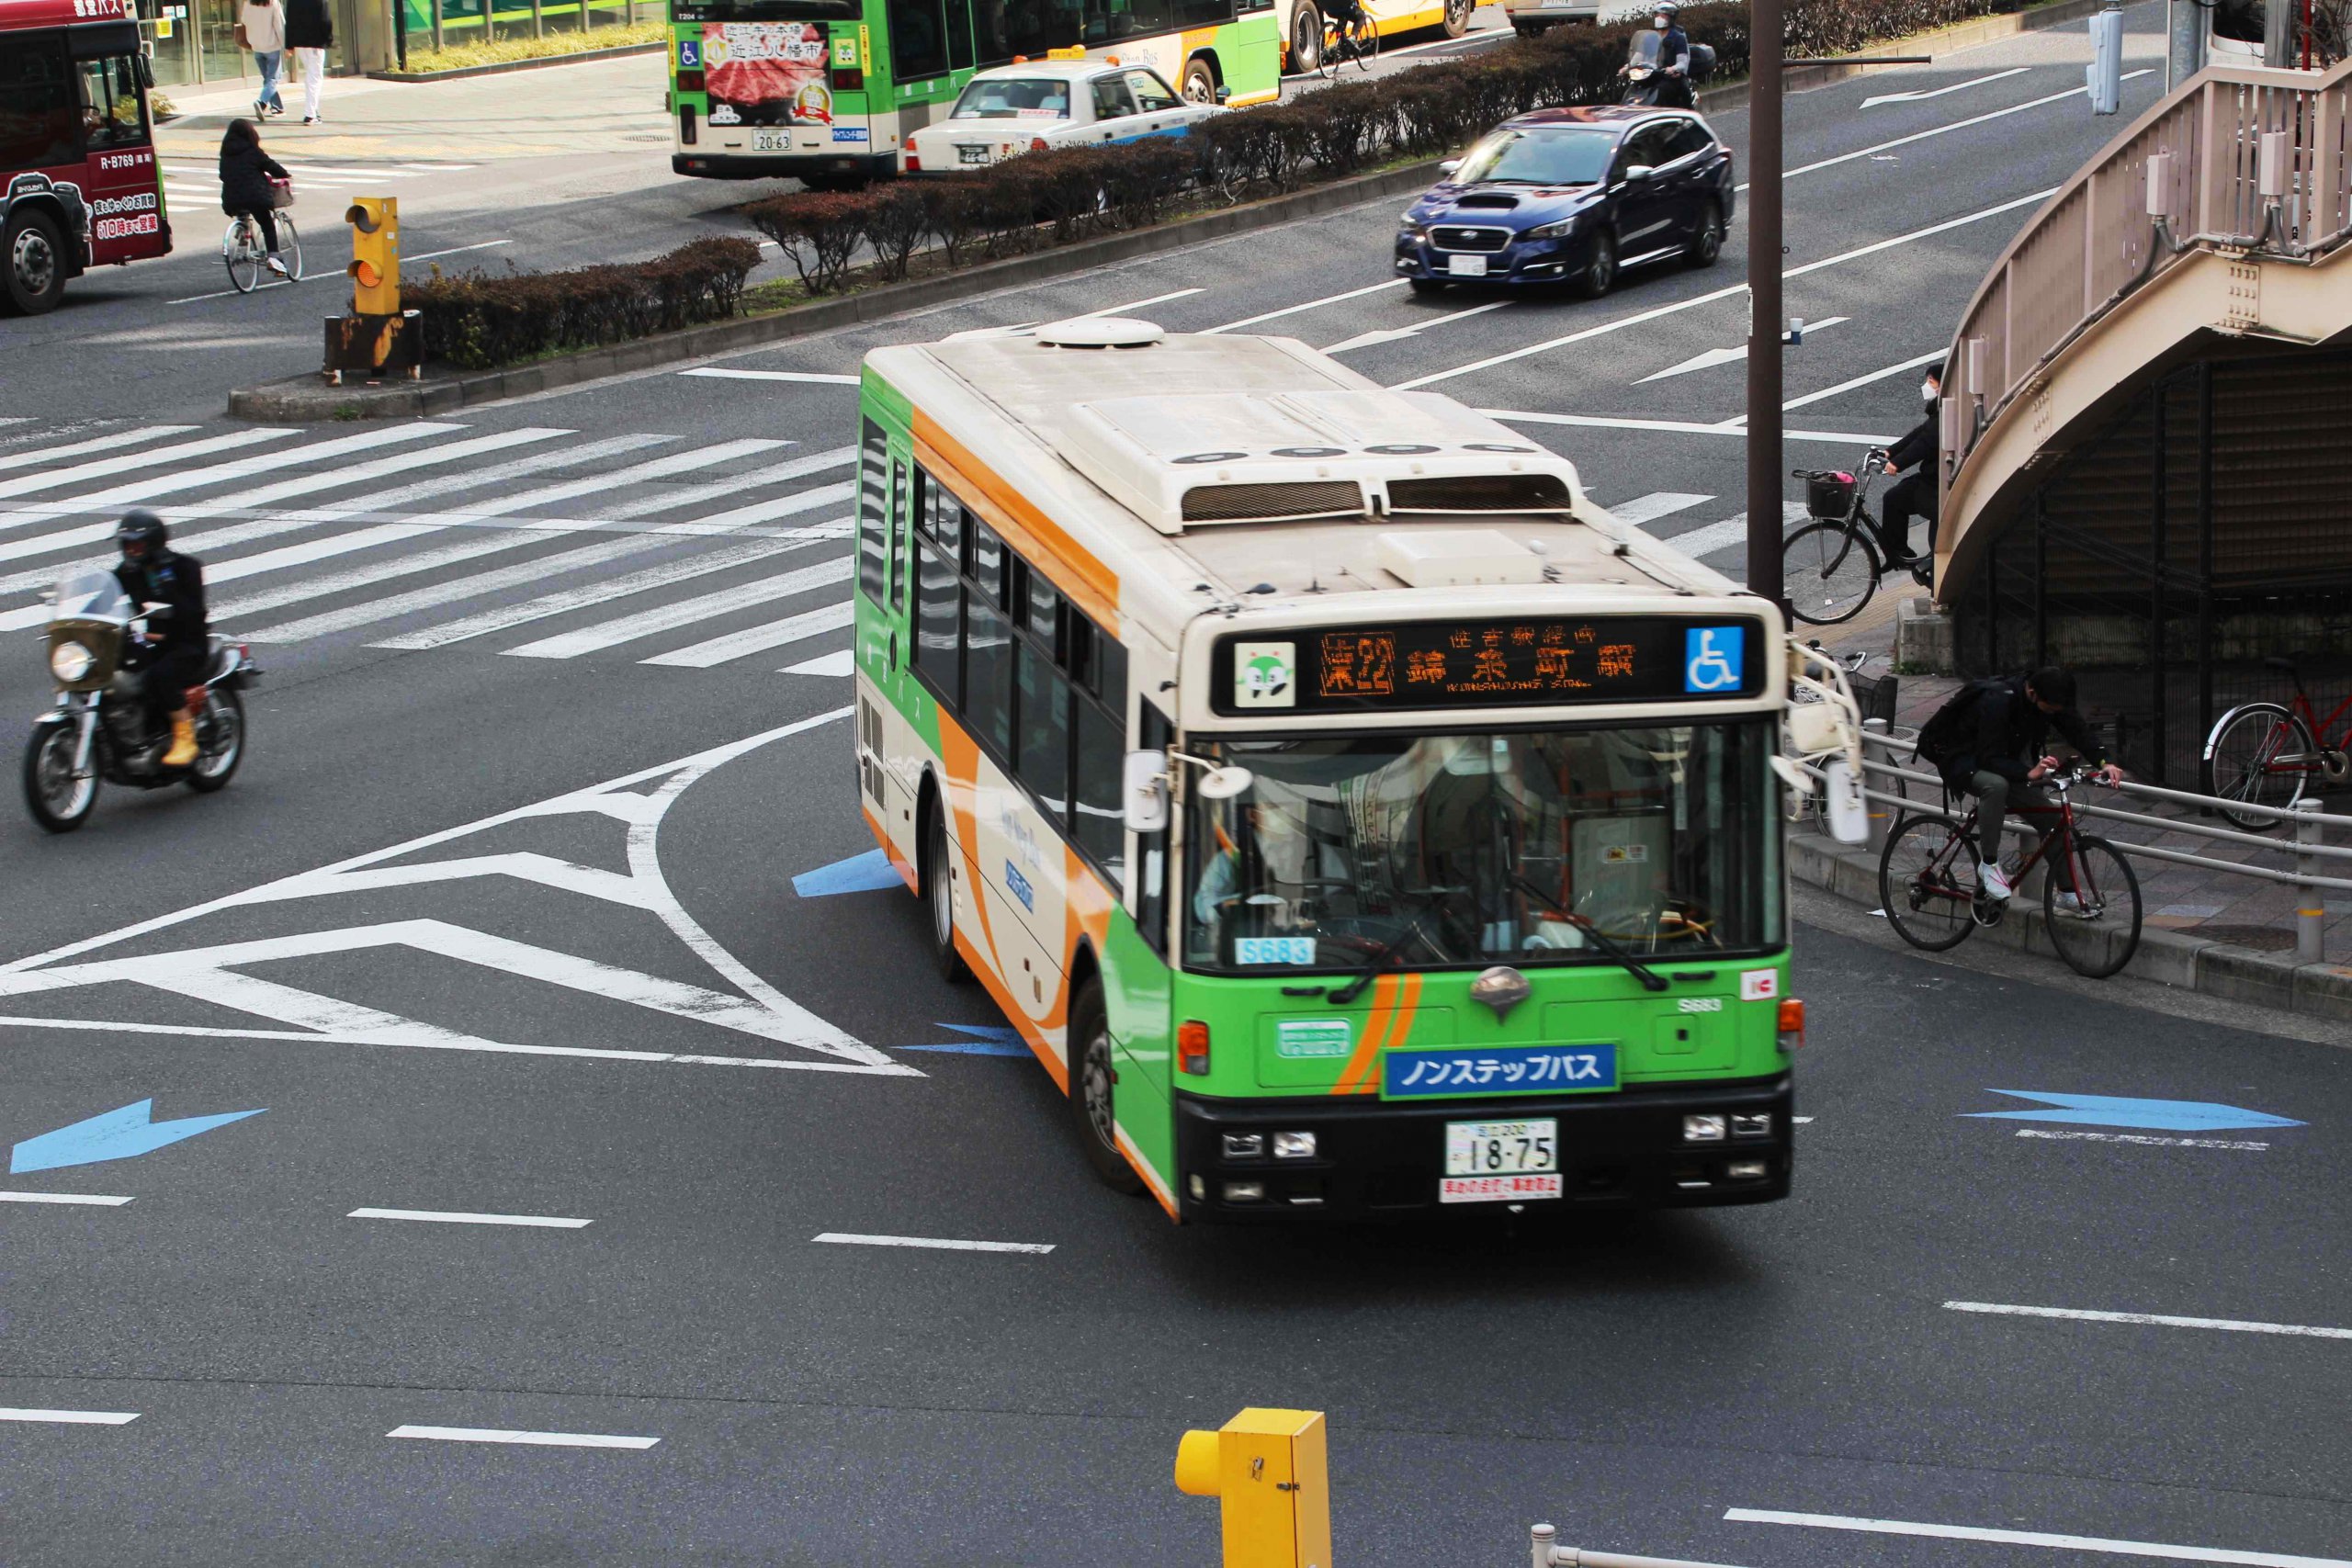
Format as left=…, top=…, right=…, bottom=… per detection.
left=1329, top=897, right=1441, bottom=1006
left=1510, top=874, right=1669, bottom=993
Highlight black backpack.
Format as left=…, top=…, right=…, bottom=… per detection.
left=1914, top=679, right=2007, bottom=768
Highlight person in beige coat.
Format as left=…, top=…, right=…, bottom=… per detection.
left=239, top=0, right=288, bottom=118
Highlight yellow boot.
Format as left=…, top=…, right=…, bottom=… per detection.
left=162, top=710, right=198, bottom=768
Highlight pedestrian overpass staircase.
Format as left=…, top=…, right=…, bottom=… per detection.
left=1933, top=56, right=2352, bottom=599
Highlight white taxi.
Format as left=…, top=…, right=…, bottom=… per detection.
left=902, top=60, right=1226, bottom=175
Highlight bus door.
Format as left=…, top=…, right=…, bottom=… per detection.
left=69, top=22, right=169, bottom=265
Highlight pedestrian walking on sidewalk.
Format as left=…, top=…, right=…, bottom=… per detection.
left=284, top=0, right=333, bottom=125
left=239, top=0, right=288, bottom=118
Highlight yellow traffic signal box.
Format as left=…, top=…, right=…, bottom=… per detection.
left=345, top=197, right=400, bottom=314
left=1174, top=1408, right=1332, bottom=1568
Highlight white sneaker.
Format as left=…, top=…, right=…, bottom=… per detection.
left=2053, top=891, right=2096, bottom=917
left=1980, top=862, right=2014, bottom=902
left=266, top=256, right=288, bottom=276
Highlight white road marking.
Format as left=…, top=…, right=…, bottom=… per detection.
left=166, top=240, right=511, bottom=305
left=0, top=1407, right=141, bottom=1425
left=1325, top=299, right=1510, bottom=354
left=2014, top=1128, right=2268, bottom=1151
left=504, top=558, right=850, bottom=660
left=1204, top=276, right=1408, bottom=333
left=1790, top=1116, right=1815, bottom=1124
left=1398, top=187, right=2057, bottom=389
left=0, top=1190, right=134, bottom=1206
left=1637, top=317, right=1848, bottom=383
left=1742, top=71, right=2155, bottom=189
left=1654, top=504, right=1811, bottom=560
left=1770, top=347, right=1952, bottom=415
left=681, top=367, right=862, bottom=385
left=1861, top=65, right=2031, bottom=107
left=1080, top=287, right=1204, bottom=317
left=0, top=427, right=296, bottom=504
left=815, top=1232, right=1055, bottom=1254
left=1602, top=491, right=1712, bottom=525
left=1726, top=1507, right=2352, bottom=1568
left=1483, top=410, right=1895, bottom=445
left=783, top=648, right=856, bottom=677
left=369, top=537, right=819, bottom=650
left=1943, top=1301, right=2352, bottom=1341
left=0, top=425, right=196, bottom=477
left=641, top=598, right=854, bottom=668
left=349, top=1208, right=591, bottom=1228
left=389, top=1426, right=658, bottom=1450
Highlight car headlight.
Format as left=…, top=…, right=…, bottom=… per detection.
left=1526, top=215, right=1579, bottom=241
left=1397, top=220, right=1428, bottom=242
left=49, top=640, right=94, bottom=682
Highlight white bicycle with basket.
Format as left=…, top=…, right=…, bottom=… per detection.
left=221, top=175, right=301, bottom=294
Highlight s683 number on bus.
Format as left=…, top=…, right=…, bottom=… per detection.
left=1444, top=1120, right=1557, bottom=1175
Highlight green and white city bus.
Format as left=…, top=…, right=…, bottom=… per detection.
left=847, top=316, right=1860, bottom=1221
left=668, top=0, right=1281, bottom=186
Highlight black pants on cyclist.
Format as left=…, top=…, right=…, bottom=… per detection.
left=1879, top=470, right=1935, bottom=566
left=1957, top=769, right=2073, bottom=890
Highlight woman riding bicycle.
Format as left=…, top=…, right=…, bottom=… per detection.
left=219, top=118, right=291, bottom=279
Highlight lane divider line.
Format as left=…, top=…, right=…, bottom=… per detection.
left=814, top=1232, right=1055, bottom=1255
left=349, top=1208, right=591, bottom=1228
left=389, top=1426, right=658, bottom=1450
left=0, top=1407, right=140, bottom=1425
left=1726, top=1506, right=2352, bottom=1568
left=1944, top=1300, right=2352, bottom=1341
left=0, top=1190, right=134, bottom=1206
left=2015, top=1128, right=2268, bottom=1151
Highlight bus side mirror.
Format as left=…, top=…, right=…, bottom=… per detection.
left=1124, top=750, right=1170, bottom=834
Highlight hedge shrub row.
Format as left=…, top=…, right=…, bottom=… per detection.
left=741, top=0, right=2011, bottom=295
left=408, top=237, right=761, bottom=369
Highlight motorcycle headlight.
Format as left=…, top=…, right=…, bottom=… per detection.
left=49, top=640, right=94, bottom=682
left=1526, top=215, right=1580, bottom=241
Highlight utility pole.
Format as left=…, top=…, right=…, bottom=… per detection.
left=1745, top=0, right=1784, bottom=614
left=2166, top=0, right=2206, bottom=92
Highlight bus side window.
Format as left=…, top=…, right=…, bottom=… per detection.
left=76, top=55, right=148, bottom=149
left=963, top=524, right=1014, bottom=754
left=1132, top=700, right=1173, bottom=953
left=888, top=458, right=911, bottom=615
left=0, top=39, right=79, bottom=171
left=1069, top=612, right=1127, bottom=888
left=855, top=420, right=888, bottom=605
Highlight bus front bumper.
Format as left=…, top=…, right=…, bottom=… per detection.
left=1173, top=1074, right=1792, bottom=1221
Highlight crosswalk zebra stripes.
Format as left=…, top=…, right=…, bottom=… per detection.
left=0, top=419, right=1805, bottom=675
left=0, top=420, right=862, bottom=673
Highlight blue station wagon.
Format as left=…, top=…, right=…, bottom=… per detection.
left=1396, top=107, right=1736, bottom=297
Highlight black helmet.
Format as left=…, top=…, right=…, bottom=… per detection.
left=116, top=510, right=169, bottom=555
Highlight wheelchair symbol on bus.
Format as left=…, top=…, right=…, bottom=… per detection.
left=1683, top=627, right=1743, bottom=694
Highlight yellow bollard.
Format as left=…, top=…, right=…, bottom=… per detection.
left=1174, top=1408, right=1332, bottom=1568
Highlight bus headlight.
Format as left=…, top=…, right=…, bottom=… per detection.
left=1272, top=1131, right=1317, bottom=1160
left=1682, top=1114, right=1727, bottom=1143
left=49, top=640, right=94, bottom=682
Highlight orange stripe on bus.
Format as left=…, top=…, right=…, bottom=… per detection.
left=1331, top=976, right=1397, bottom=1097
left=910, top=413, right=1121, bottom=636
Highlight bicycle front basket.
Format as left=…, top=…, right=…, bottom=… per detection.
left=1805, top=470, right=1857, bottom=520
left=267, top=177, right=296, bottom=210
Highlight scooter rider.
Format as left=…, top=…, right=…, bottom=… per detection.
left=113, top=510, right=209, bottom=769
left=1651, top=2, right=1693, bottom=107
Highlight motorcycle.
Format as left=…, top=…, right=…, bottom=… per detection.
left=1620, top=30, right=1712, bottom=107
left=22, top=566, right=258, bottom=832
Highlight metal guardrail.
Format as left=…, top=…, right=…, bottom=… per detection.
left=1804, top=723, right=2347, bottom=962
left=1939, top=56, right=2352, bottom=493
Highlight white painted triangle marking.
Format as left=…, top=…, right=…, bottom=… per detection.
left=1862, top=66, right=2031, bottom=108
left=1637, top=318, right=1849, bottom=383
left=1606, top=492, right=1713, bottom=526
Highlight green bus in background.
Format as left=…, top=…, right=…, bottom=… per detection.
left=402, top=0, right=652, bottom=58
left=667, top=0, right=1279, bottom=186
left=845, top=314, right=1852, bottom=1223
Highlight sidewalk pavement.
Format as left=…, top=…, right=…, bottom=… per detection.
left=1800, top=575, right=2352, bottom=997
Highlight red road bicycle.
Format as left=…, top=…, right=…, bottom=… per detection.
left=1878, top=765, right=2143, bottom=978
left=2201, top=656, right=2352, bottom=831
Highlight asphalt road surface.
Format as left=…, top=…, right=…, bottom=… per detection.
left=6, top=8, right=2349, bottom=1565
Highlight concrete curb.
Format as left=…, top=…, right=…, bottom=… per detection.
left=1788, top=825, right=2352, bottom=1023
left=366, top=41, right=664, bottom=84
left=224, top=158, right=1449, bottom=420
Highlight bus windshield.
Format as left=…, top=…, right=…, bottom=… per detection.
left=1451, top=127, right=1616, bottom=186
left=950, top=76, right=1075, bottom=118
left=1183, top=720, right=1782, bottom=975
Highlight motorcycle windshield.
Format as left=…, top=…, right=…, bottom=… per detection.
left=1629, top=30, right=1662, bottom=66
left=51, top=567, right=131, bottom=625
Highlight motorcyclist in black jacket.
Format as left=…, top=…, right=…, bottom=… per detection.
left=113, top=511, right=209, bottom=768
left=1873, top=358, right=1941, bottom=572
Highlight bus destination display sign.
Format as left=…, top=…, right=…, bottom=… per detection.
left=1214, top=616, right=1764, bottom=714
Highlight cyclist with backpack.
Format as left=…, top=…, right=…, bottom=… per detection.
left=1913, top=667, right=2124, bottom=903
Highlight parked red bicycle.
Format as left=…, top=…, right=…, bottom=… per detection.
left=2200, top=656, right=2352, bottom=831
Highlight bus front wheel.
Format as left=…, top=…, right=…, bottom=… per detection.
left=922, top=795, right=971, bottom=984
left=1069, top=978, right=1144, bottom=1194
left=4, top=210, right=66, bottom=316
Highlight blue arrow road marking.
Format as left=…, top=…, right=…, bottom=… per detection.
left=1968, top=1090, right=2304, bottom=1133
left=11, top=1100, right=266, bottom=1175
left=900, top=1022, right=1029, bottom=1057
left=791, top=849, right=903, bottom=897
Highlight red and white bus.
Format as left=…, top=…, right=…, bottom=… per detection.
left=2, top=0, right=172, bottom=314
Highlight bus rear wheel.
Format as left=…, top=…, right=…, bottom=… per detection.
left=4, top=210, right=65, bottom=315
left=1289, top=0, right=1322, bottom=72
left=1069, top=978, right=1143, bottom=1194
left=922, top=795, right=970, bottom=984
